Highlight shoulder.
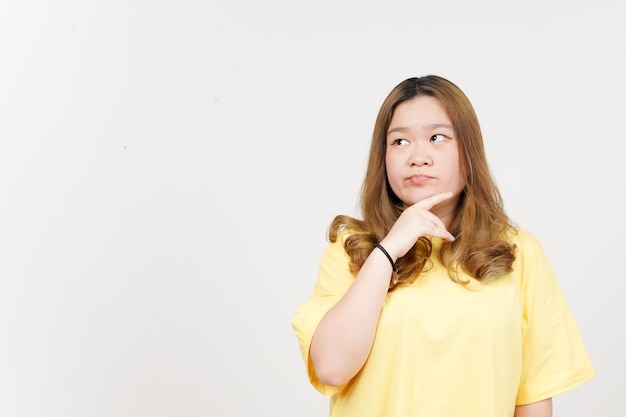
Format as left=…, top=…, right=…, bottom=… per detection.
left=505, top=228, right=556, bottom=282
left=322, top=227, right=354, bottom=265
left=507, top=228, right=559, bottom=292
left=507, top=228, right=545, bottom=258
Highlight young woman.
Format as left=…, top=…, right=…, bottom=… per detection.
left=291, top=75, right=594, bottom=417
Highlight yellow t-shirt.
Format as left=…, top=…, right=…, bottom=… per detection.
left=291, top=229, right=594, bottom=417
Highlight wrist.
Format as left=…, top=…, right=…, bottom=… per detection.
left=374, top=243, right=397, bottom=273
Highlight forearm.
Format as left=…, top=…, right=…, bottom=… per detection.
left=514, top=398, right=552, bottom=417
left=309, top=248, right=392, bottom=386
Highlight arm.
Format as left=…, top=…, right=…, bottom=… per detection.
left=310, top=193, right=456, bottom=387
left=309, top=246, right=392, bottom=386
left=514, top=398, right=552, bottom=417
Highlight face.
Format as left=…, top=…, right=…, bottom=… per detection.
left=385, top=95, right=465, bottom=212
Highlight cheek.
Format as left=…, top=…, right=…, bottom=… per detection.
left=385, top=154, right=401, bottom=183
left=447, top=154, right=465, bottom=188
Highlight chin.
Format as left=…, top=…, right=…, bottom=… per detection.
left=406, top=191, right=436, bottom=204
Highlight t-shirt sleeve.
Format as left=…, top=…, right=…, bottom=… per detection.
left=291, top=231, right=355, bottom=396
left=515, top=231, right=595, bottom=405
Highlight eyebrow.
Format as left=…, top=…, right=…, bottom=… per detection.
left=387, top=123, right=454, bottom=135
left=424, top=123, right=453, bottom=130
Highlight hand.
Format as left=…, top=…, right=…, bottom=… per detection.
left=379, top=192, right=456, bottom=260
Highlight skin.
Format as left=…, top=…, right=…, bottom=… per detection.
left=381, top=95, right=463, bottom=259
left=310, top=95, right=552, bottom=416
left=514, top=398, right=552, bottom=416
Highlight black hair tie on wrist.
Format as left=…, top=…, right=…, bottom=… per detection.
left=374, top=243, right=398, bottom=274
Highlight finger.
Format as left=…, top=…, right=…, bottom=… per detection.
left=430, top=222, right=455, bottom=242
left=436, top=228, right=456, bottom=242
left=414, top=191, right=454, bottom=210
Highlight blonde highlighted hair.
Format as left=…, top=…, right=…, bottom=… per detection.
left=329, top=75, right=516, bottom=289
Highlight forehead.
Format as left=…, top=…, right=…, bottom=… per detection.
left=389, top=96, right=451, bottom=129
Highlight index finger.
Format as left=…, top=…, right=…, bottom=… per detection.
left=413, top=191, right=454, bottom=210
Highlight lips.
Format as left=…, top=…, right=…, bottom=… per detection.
left=408, top=174, right=432, bottom=185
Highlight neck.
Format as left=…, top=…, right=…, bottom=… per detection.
left=432, top=198, right=459, bottom=230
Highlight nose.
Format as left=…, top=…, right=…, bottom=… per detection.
left=410, top=145, right=432, bottom=166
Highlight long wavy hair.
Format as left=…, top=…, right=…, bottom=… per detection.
left=329, top=75, right=517, bottom=289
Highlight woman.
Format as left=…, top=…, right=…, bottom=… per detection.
left=291, top=75, right=594, bottom=417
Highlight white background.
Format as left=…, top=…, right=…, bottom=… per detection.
left=1, top=1, right=623, bottom=416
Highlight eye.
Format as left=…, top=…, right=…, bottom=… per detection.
left=430, top=134, right=447, bottom=143
left=391, top=138, right=409, bottom=146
